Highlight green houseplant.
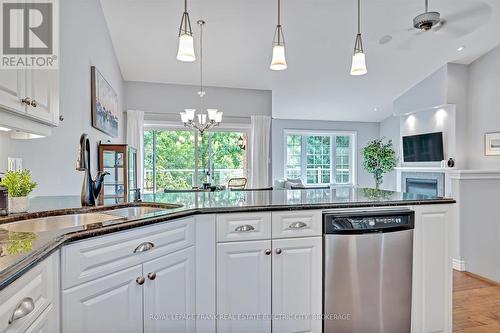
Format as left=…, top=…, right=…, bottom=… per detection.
left=362, top=138, right=398, bottom=189
left=0, top=170, right=37, bottom=214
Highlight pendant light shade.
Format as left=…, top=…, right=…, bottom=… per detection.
left=350, top=0, right=367, bottom=76
left=350, top=35, right=367, bottom=75
left=176, top=0, right=195, bottom=62
left=271, top=44, right=287, bottom=70
left=270, top=0, right=287, bottom=71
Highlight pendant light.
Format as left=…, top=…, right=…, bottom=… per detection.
left=350, top=0, right=367, bottom=76
left=180, top=20, right=223, bottom=134
left=176, top=0, right=195, bottom=62
left=270, top=0, right=287, bottom=70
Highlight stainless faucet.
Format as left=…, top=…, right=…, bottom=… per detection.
left=76, top=134, right=109, bottom=206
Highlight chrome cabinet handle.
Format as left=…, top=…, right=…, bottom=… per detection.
left=234, top=225, right=255, bottom=232
left=30, top=99, right=37, bottom=107
left=136, top=276, right=145, bottom=285
left=9, top=297, right=35, bottom=324
left=133, top=242, right=154, bottom=253
left=147, top=272, right=157, bottom=280
left=288, top=221, right=307, bottom=229
left=264, top=249, right=272, bottom=255
left=275, top=248, right=282, bottom=255
left=21, top=97, right=31, bottom=105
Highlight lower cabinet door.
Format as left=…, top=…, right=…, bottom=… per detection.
left=272, top=237, right=322, bottom=333
left=217, top=240, right=272, bottom=333
left=143, top=246, right=196, bottom=333
left=62, top=265, right=144, bottom=333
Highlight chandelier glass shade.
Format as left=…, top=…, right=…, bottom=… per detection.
left=180, top=20, right=223, bottom=134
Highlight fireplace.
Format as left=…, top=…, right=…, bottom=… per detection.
left=401, top=172, right=445, bottom=197
left=406, top=178, right=439, bottom=196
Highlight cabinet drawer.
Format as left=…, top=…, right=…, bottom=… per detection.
left=271, top=210, right=322, bottom=238
left=0, top=252, right=58, bottom=333
left=217, top=212, right=271, bottom=242
left=62, top=218, right=195, bottom=289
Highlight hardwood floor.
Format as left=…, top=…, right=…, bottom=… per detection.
left=453, top=270, right=500, bottom=332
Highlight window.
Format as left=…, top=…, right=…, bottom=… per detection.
left=144, top=129, right=248, bottom=194
left=284, top=131, right=355, bottom=186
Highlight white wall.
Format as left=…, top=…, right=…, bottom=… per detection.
left=379, top=115, right=400, bottom=190
left=467, top=44, right=500, bottom=169
left=0, top=0, right=124, bottom=196
left=125, top=81, right=271, bottom=123
left=271, top=119, right=380, bottom=188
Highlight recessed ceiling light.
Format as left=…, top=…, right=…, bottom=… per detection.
left=457, top=46, right=465, bottom=52
left=373, top=107, right=378, bottom=111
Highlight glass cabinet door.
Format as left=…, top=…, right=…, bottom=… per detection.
left=127, top=147, right=137, bottom=201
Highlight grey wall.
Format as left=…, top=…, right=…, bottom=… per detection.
left=125, top=81, right=271, bottom=122
left=0, top=0, right=124, bottom=196
left=271, top=119, right=380, bottom=188
left=379, top=115, right=400, bottom=190
left=467, top=44, right=500, bottom=169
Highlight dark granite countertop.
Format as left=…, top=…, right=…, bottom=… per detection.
left=0, top=187, right=454, bottom=290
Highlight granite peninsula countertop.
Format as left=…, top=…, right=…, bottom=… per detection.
left=0, top=187, right=455, bottom=290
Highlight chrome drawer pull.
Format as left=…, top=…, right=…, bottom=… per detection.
left=133, top=242, right=155, bottom=253
left=234, top=225, right=255, bottom=232
left=289, top=221, right=307, bottom=229
left=9, top=297, right=35, bottom=324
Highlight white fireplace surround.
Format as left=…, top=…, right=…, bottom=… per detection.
left=396, top=167, right=454, bottom=197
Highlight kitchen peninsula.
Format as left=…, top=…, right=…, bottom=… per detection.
left=0, top=188, right=454, bottom=333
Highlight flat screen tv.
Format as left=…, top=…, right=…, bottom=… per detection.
left=402, top=132, right=444, bottom=162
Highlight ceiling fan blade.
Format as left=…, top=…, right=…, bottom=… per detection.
left=444, top=3, right=491, bottom=24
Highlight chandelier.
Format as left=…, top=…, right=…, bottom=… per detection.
left=180, top=20, right=223, bottom=134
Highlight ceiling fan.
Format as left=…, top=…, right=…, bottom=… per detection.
left=413, top=0, right=442, bottom=32
left=393, top=0, right=492, bottom=49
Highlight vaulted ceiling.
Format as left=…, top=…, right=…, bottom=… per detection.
left=100, top=0, right=500, bottom=122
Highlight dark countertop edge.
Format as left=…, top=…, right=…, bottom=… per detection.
left=0, top=198, right=455, bottom=291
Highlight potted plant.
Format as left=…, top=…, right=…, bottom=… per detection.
left=0, top=170, right=37, bottom=214
left=362, top=138, right=398, bottom=190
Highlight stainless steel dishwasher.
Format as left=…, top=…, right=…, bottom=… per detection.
left=323, top=209, right=414, bottom=333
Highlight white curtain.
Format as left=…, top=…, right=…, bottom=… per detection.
left=250, top=115, right=271, bottom=188
left=126, top=110, right=144, bottom=190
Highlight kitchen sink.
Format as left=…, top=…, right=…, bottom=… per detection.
left=4, top=213, right=122, bottom=233
left=105, top=206, right=176, bottom=218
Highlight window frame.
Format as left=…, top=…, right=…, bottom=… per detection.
left=144, top=122, right=250, bottom=193
left=283, top=129, right=357, bottom=186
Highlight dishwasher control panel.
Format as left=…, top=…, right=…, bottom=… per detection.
left=323, top=210, right=414, bottom=234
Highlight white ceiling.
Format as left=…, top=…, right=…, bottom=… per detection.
left=100, top=0, right=500, bottom=122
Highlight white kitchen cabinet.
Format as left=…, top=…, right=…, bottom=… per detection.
left=217, top=240, right=272, bottom=333
left=0, top=251, right=60, bottom=333
left=143, top=246, right=196, bottom=333
left=272, top=237, right=322, bottom=333
left=411, top=204, right=453, bottom=333
left=62, top=265, right=144, bottom=333
left=25, top=69, right=59, bottom=125
left=0, top=69, right=25, bottom=114
left=24, top=304, right=58, bottom=333
left=61, top=216, right=216, bottom=333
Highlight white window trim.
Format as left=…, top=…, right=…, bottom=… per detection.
left=283, top=129, right=357, bottom=186
left=144, top=125, right=250, bottom=192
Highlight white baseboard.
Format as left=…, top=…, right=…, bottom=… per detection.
left=453, top=258, right=466, bottom=271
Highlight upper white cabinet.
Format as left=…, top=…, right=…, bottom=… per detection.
left=25, top=69, right=59, bottom=125
left=0, top=69, right=24, bottom=114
